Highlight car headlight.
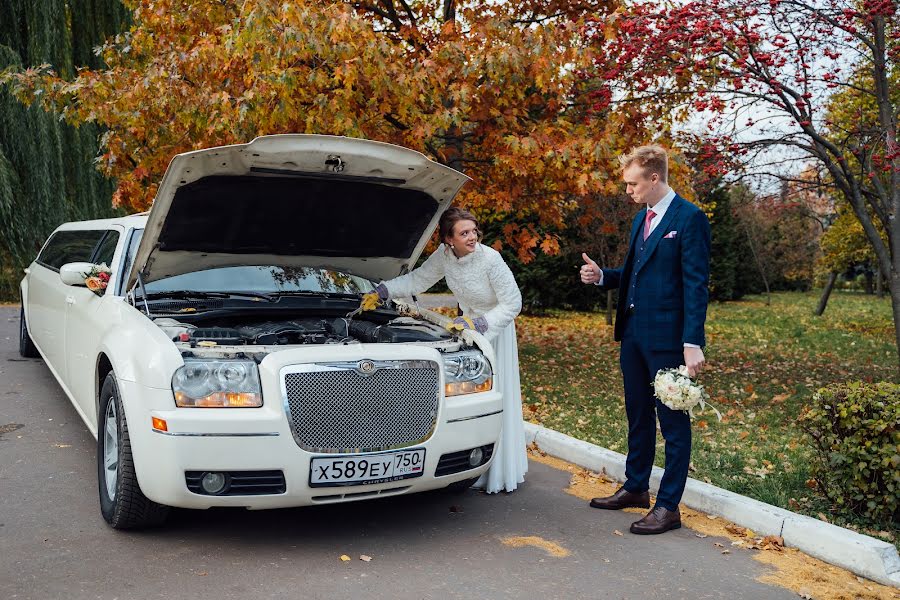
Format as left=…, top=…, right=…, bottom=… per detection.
left=443, top=350, right=493, bottom=396
left=172, top=359, right=263, bottom=407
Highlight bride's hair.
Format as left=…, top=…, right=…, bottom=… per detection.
left=439, top=207, right=481, bottom=243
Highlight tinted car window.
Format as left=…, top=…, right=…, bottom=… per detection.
left=37, top=230, right=105, bottom=271
left=121, top=228, right=143, bottom=284
left=92, top=231, right=120, bottom=266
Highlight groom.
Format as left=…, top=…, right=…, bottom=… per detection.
left=580, top=145, right=710, bottom=535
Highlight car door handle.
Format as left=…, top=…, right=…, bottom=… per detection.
left=66, top=296, right=76, bottom=305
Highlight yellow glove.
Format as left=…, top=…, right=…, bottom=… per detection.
left=445, top=316, right=476, bottom=333
left=360, top=291, right=381, bottom=312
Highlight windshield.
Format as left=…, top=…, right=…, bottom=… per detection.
left=127, top=229, right=375, bottom=295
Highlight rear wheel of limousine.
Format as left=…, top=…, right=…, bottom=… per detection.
left=97, top=373, right=169, bottom=529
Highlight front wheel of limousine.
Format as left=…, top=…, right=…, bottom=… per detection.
left=97, top=373, right=170, bottom=529
left=18, top=305, right=40, bottom=359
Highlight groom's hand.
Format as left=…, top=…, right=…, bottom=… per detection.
left=580, top=253, right=601, bottom=284
left=684, top=347, right=705, bottom=377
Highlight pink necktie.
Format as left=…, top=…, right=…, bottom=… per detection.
left=643, top=209, right=656, bottom=241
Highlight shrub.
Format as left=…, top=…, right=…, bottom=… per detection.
left=800, top=382, right=900, bottom=524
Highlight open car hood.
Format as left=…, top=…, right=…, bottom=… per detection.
left=125, top=135, right=469, bottom=289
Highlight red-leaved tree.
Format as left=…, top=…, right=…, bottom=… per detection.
left=585, top=0, right=900, bottom=364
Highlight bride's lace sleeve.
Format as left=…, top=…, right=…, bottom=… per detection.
left=382, top=247, right=446, bottom=299
left=482, top=252, right=522, bottom=333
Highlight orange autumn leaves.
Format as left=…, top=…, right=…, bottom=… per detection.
left=4, top=0, right=634, bottom=262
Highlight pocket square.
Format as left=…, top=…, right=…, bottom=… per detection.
left=663, top=231, right=677, bottom=239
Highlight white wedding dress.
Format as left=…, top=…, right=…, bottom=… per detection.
left=382, top=243, right=528, bottom=493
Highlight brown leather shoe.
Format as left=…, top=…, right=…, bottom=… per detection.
left=629, top=506, right=682, bottom=535
left=589, top=487, right=650, bottom=510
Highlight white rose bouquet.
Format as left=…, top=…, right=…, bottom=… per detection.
left=653, top=366, right=721, bottom=420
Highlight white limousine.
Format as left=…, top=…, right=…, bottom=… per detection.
left=19, top=135, right=501, bottom=529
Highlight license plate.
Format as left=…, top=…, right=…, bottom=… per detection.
left=309, top=448, right=426, bottom=488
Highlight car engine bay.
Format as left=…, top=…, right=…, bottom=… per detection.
left=154, top=314, right=453, bottom=348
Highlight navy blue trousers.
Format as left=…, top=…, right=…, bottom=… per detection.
left=619, top=316, right=692, bottom=511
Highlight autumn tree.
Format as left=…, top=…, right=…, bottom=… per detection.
left=2, top=0, right=638, bottom=262
left=585, top=0, right=900, bottom=364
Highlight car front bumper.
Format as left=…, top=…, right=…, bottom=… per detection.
left=118, top=345, right=503, bottom=510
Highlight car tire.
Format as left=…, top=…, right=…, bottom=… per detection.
left=18, top=305, right=40, bottom=358
left=445, top=476, right=479, bottom=493
left=97, top=373, right=169, bottom=529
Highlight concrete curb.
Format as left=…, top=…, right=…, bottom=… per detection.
left=524, top=422, right=900, bottom=588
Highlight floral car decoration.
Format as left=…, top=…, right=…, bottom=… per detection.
left=83, top=263, right=112, bottom=296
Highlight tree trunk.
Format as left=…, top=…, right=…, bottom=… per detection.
left=877, top=268, right=884, bottom=298
left=606, top=289, right=614, bottom=326
left=742, top=220, right=770, bottom=305
left=815, top=272, right=838, bottom=316
left=889, top=273, right=900, bottom=368
left=864, top=271, right=874, bottom=295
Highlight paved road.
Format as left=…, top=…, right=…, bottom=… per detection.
left=0, top=305, right=794, bottom=600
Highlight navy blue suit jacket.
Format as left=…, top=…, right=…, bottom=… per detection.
left=600, top=194, right=711, bottom=351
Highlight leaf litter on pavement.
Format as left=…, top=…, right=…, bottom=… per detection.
left=528, top=448, right=900, bottom=600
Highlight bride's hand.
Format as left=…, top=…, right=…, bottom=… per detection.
left=446, top=316, right=488, bottom=334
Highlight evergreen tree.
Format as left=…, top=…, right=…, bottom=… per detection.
left=708, top=183, right=759, bottom=301
left=0, top=0, right=128, bottom=299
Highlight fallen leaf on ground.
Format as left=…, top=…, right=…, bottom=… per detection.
left=714, top=542, right=725, bottom=548
left=613, top=530, right=624, bottom=536
left=757, top=536, right=785, bottom=552
left=340, top=555, right=351, bottom=562
left=360, top=555, right=372, bottom=562
left=449, top=505, right=463, bottom=513
left=501, top=536, right=570, bottom=558
left=721, top=549, right=731, bottom=555
left=695, top=533, right=708, bottom=539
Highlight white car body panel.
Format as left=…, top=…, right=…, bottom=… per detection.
left=19, top=136, right=501, bottom=515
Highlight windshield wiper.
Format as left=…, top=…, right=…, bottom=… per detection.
left=138, top=290, right=276, bottom=302
left=271, top=291, right=363, bottom=299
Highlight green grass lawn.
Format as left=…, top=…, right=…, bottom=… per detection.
left=516, top=290, right=899, bottom=545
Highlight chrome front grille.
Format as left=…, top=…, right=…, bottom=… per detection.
left=282, top=360, right=440, bottom=453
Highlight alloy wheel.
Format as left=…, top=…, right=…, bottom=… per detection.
left=103, top=399, right=119, bottom=501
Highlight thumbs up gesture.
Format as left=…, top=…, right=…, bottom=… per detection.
left=580, top=253, right=601, bottom=285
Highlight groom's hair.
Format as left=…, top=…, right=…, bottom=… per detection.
left=620, top=145, right=668, bottom=182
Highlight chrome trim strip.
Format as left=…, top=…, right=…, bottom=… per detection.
left=151, top=430, right=280, bottom=437
left=447, top=409, right=503, bottom=423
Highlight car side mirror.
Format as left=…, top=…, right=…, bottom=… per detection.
left=59, top=262, right=96, bottom=286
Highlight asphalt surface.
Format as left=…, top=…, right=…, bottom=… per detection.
left=0, top=304, right=795, bottom=600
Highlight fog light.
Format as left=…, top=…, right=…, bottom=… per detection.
left=200, top=472, right=228, bottom=495
left=468, top=447, right=484, bottom=467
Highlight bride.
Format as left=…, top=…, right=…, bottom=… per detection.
left=362, top=207, right=527, bottom=493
